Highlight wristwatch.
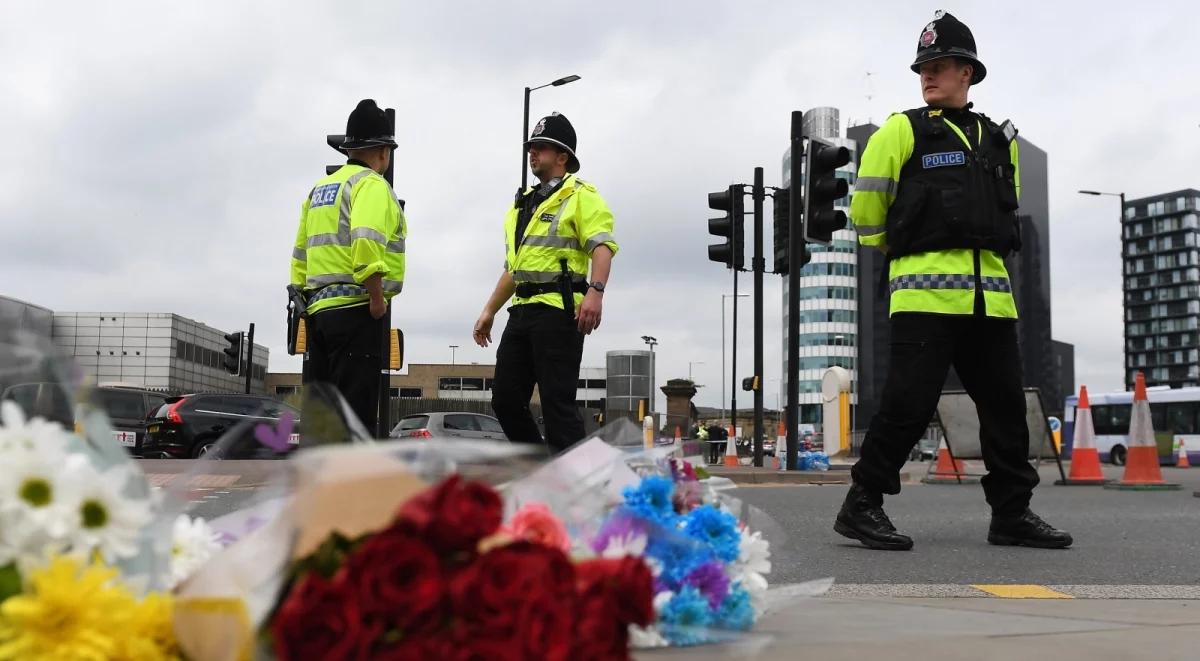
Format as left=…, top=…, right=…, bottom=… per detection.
left=589, top=281, right=606, bottom=293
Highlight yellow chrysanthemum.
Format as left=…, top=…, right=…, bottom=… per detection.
left=0, top=554, right=180, bottom=660
left=0, top=555, right=132, bottom=660
left=114, top=592, right=181, bottom=661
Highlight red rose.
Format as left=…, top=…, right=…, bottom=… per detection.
left=573, top=588, right=628, bottom=660
left=574, top=557, right=655, bottom=627
left=343, top=524, right=445, bottom=635
left=373, top=636, right=463, bottom=661
left=399, top=476, right=503, bottom=555
left=272, top=572, right=378, bottom=661
left=449, top=542, right=576, bottom=656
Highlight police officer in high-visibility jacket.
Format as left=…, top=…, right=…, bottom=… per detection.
left=290, top=99, right=406, bottom=432
left=472, top=113, right=616, bottom=453
left=836, top=12, right=1071, bottom=551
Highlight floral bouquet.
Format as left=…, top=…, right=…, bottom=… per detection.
left=590, top=456, right=773, bottom=647
left=269, top=475, right=655, bottom=660
left=0, top=335, right=222, bottom=659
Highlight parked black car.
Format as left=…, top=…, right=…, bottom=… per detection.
left=1, top=382, right=168, bottom=456
left=143, top=393, right=299, bottom=459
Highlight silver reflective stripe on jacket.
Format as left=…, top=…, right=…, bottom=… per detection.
left=889, top=273, right=1012, bottom=293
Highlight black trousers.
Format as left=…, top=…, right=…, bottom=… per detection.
left=303, top=304, right=385, bottom=434
left=851, top=313, right=1040, bottom=517
left=492, top=303, right=585, bottom=453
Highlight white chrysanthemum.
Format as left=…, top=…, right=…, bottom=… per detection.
left=61, top=458, right=152, bottom=561
left=737, top=528, right=771, bottom=575
left=168, top=514, right=222, bottom=588
left=629, top=625, right=669, bottom=648
left=601, top=531, right=648, bottom=559
left=0, top=442, right=76, bottom=548
left=0, top=401, right=73, bottom=456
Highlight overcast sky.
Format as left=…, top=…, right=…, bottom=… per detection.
left=3, top=1, right=1198, bottom=408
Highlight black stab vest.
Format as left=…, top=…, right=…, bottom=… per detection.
left=884, top=107, right=1022, bottom=258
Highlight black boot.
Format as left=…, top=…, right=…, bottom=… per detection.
left=988, top=510, right=1073, bottom=549
left=834, top=484, right=914, bottom=551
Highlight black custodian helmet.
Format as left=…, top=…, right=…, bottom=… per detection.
left=526, top=112, right=580, bottom=173
left=910, top=10, right=986, bottom=84
left=334, top=99, right=398, bottom=153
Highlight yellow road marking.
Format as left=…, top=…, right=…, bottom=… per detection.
left=971, top=584, right=1074, bottom=599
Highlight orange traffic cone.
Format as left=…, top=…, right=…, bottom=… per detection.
left=723, top=425, right=740, bottom=467
left=1056, top=385, right=1109, bottom=485
left=1106, top=372, right=1181, bottom=491
left=1177, top=437, right=1191, bottom=468
left=922, top=437, right=979, bottom=484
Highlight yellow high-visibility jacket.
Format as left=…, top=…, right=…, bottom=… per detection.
left=504, top=174, right=617, bottom=310
left=851, top=111, right=1021, bottom=318
left=290, top=164, right=406, bottom=315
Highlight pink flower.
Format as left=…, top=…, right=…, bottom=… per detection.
left=504, top=503, right=571, bottom=553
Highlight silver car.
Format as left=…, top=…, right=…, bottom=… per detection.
left=389, top=412, right=509, bottom=441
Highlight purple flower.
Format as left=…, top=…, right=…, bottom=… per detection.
left=682, top=561, right=731, bottom=609
left=591, top=511, right=650, bottom=554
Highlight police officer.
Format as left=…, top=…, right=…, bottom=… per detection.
left=836, top=12, right=1072, bottom=550
left=472, top=113, right=617, bottom=452
left=290, top=99, right=406, bottom=432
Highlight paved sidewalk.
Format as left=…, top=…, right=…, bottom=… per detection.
left=641, top=590, right=1200, bottom=660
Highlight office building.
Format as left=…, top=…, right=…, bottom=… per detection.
left=51, top=312, right=268, bottom=394
left=1122, top=189, right=1200, bottom=388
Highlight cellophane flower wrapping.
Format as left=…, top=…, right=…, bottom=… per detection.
left=173, top=385, right=659, bottom=660
left=512, top=419, right=832, bottom=649
left=0, top=331, right=202, bottom=659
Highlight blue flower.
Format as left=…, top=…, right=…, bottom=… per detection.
left=682, top=505, right=741, bottom=563
left=647, top=533, right=714, bottom=589
left=659, top=586, right=714, bottom=646
left=715, top=586, right=755, bottom=631
left=622, top=475, right=678, bottom=524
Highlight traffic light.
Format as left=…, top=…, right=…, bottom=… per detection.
left=802, top=136, right=851, bottom=245
left=772, top=187, right=790, bottom=275
left=742, top=376, right=760, bottom=392
left=222, top=332, right=243, bottom=375
left=326, top=134, right=345, bottom=175
left=707, top=184, right=745, bottom=269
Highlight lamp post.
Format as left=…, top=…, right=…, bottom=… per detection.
left=1079, top=189, right=1127, bottom=388
left=688, top=360, right=705, bottom=381
left=641, top=335, right=658, bottom=417
left=521, top=74, right=582, bottom=195
left=449, top=344, right=459, bottom=366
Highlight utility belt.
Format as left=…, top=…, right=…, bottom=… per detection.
left=514, top=259, right=588, bottom=317
left=513, top=280, right=588, bottom=299
left=286, top=283, right=373, bottom=354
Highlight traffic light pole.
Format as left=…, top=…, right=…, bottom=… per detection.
left=751, top=167, right=765, bottom=468
left=730, top=264, right=738, bottom=439
left=785, top=111, right=805, bottom=472
left=244, top=323, right=255, bottom=395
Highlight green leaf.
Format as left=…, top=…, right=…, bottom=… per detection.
left=0, top=563, right=22, bottom=602
left=695, top=465, right=712, bottom=480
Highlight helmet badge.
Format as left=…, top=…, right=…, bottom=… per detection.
left=919, top=22, right=938, bottom=47
left=533, top=118, right=547, bottom=136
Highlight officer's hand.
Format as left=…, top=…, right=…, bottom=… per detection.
left=473, top=311, right=495, bottom=348
left=369, top=297, right=387, bottom=320
left=576, top=290, right=603, bottom=335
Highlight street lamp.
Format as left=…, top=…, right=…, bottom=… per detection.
left=720, top=293, right=749, bottom=423
left=1079, top=189, right=1128, bottom=388
left=688, top=360, right=705, bottom=381
left=641, top=335, right=658, bottom=417
left=449, top=344, right=459, bottom=366
left=521, top=74, right=582, bottom=194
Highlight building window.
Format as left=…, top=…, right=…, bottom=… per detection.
left=399, top=387, right=422, bottom=398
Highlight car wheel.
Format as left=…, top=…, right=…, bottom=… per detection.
left=194, top=441, right=217, bottom=459
left=1110, top=445, right=1127, bottom=466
